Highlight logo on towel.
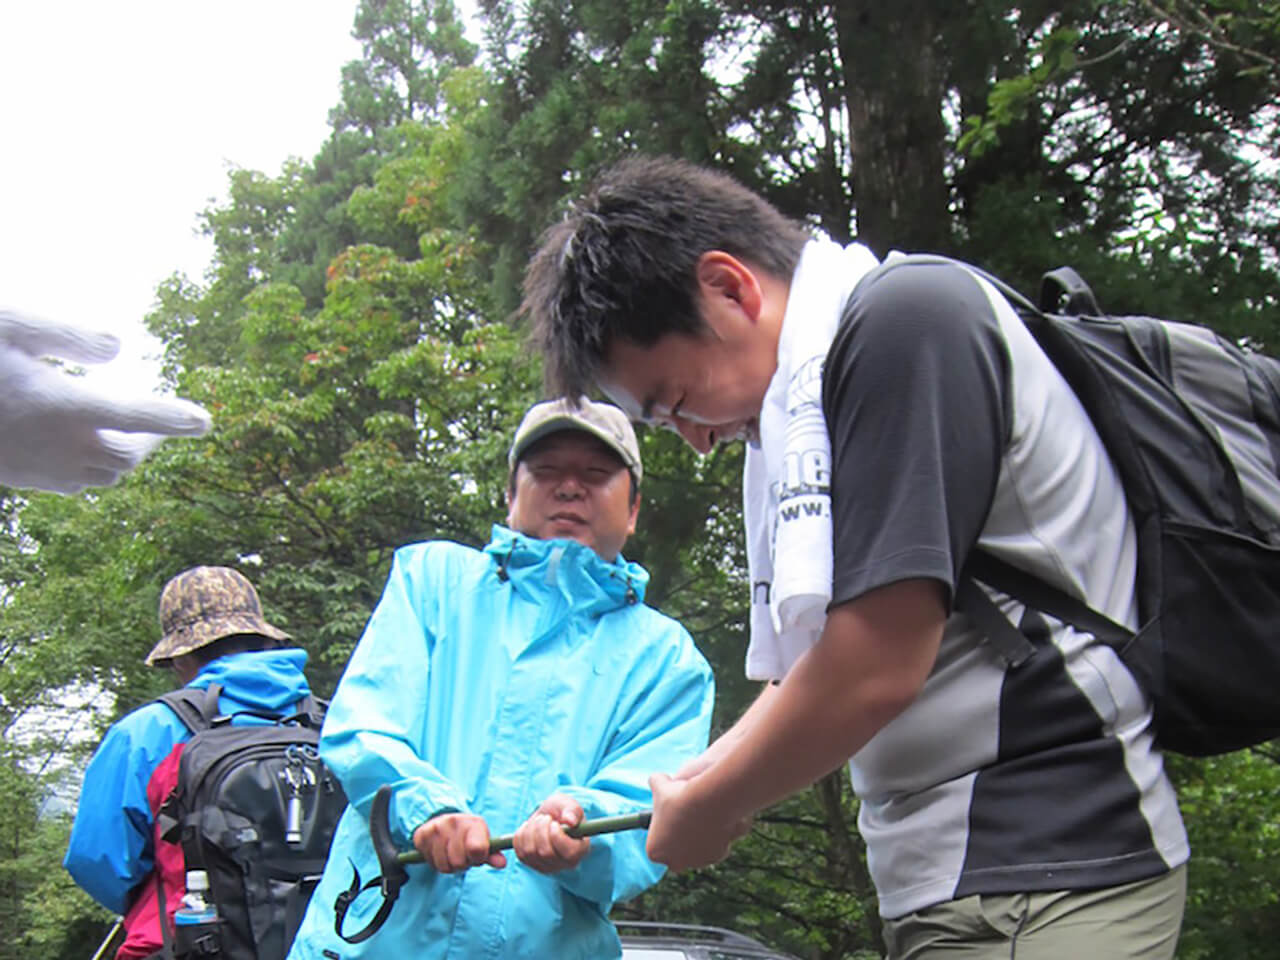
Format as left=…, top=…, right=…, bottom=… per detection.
left=773, top=357, right=831, bottom=508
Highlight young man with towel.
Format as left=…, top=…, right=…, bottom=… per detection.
left=520, top=155, right=1188, bottom=959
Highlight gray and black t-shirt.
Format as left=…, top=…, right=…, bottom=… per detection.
left=822, top=258, right=1188, bottom=919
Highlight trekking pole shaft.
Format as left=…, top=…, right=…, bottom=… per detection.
left=395, top=810, right=652, bottom=864
left=90, top=919, right=124, bottom=960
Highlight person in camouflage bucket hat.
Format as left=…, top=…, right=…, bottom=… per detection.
left=146, top=565, right=292, bottom=666
left=65, top=565, right=314, bottom=958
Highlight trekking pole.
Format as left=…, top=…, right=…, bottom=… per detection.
left=334, top=785, right=652, bottom=944
left=89, top=919, right=124, bottom=960
left=395, top=808, right=652, bottom=863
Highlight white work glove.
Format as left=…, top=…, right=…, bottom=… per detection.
left=0, top=310, right=211, bottom=494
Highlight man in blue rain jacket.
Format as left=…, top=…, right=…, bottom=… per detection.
left=64, top=565, right=309, bottom=959
left=287, top=398, right=715, bottom=960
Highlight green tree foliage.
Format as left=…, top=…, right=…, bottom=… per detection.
left=955, top=1, right=1280, bottom=350
left=3, top=2, right=1279, bottom=958
left=467, top=0, right=1279, bottom=349
left=0, top=712, right=114, bottom=959
left=1167, top=750, right=1280, bottom=958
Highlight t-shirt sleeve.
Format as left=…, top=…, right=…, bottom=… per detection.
left=821, top=259, right=1011, bottom=609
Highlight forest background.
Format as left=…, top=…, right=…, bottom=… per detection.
left=2, top=2, right=1279, bottom=958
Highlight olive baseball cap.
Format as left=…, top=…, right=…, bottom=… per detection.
left=145, top=565, right=291, bottom=666
left=508, top=397, right=642, bottom=483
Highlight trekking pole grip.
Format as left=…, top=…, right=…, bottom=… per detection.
left=395, top=809, right=653, bottom=864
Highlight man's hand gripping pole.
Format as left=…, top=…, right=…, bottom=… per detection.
left=333, top=784, right=651, bottom=943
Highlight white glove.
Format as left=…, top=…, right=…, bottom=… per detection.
left=0, top=310, right=211, bottom=494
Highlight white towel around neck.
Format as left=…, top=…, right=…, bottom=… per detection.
left=743, top=238, right=880, bottom=680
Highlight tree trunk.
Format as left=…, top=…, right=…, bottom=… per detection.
left=835, top=2, right=952, bottom=256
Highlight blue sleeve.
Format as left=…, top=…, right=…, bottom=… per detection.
left=63, top=703, right=189, bottom=913
left=319, top=546, right=471, bottom=846
left=555, top=618, right=714, bottom=909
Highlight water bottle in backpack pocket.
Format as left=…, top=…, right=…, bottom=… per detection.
left=172, top=869, right=221, bottom=958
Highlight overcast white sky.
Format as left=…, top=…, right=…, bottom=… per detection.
left=0, top=1, right=366, bottom=393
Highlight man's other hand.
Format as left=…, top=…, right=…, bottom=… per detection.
left=413, top=813, right=507, bottom=873
left=513, top=794, right=590, bottom=874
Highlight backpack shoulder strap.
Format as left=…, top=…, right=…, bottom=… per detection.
left=954, top=575, right=1037, bottom=669
left=870, top=253, right=1045, bottom=317
left=964, top=550, right=1134, bottom=652
left=155, top=683, right=224, bottom=734
left=293, top=693, right=328, bottom=729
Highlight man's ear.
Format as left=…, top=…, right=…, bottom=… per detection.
left=695, top=251, right=764, bottom=326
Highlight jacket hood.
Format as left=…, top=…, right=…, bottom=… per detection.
left=189, top=647, right=311, bottom=712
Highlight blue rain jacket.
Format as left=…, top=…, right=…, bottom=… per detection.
left=288, top=527, right=714, bottom=960
left=63, top=648, right=313, bottom=913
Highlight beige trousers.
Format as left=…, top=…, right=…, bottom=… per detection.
left=880, top=864, right=1187, bottom=960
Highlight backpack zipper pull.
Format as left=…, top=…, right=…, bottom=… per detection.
left=283, top=752, right=305, bottom=845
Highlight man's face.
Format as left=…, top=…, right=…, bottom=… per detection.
left=599, top=286, right=778, bottom=454
left=507, top=430, right=640, bottom=562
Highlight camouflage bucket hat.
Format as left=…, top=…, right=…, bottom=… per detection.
left=146, top=565, right=291, bottom=666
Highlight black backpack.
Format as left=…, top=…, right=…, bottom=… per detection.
left=937, top=258, right=1280, bottom=756
left=155, top=683, right=347, bottom=959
